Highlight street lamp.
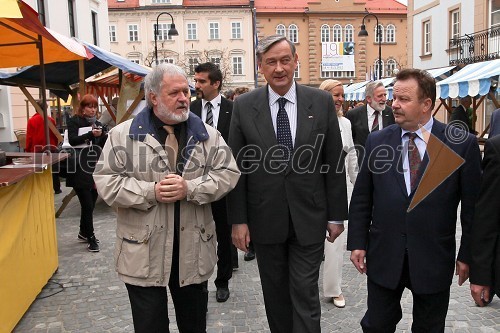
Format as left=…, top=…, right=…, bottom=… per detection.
left=154, top=12, right=179, bottom=65
left=358, top=12, right=382, bottom=80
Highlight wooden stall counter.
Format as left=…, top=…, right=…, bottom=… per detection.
left=0, top=152, right=68, bottom=333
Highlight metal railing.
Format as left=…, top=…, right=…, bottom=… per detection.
left=449, top=26, right=500, bottom=65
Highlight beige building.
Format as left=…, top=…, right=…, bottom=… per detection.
left=254, top=0, right=408, bottom=87
left=108, top=0, right=256, bottom=90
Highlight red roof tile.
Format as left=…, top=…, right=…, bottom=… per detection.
left=108, top=0, right=140, bottom=9
left=254, top=0, right=309, bottom=13
left=365, top=0, right=407, bottom=14
left=183, top=0, right=249, bottom=6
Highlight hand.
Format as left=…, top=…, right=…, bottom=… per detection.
left=155, top=173, right=187, bottom=203
left=326, top=223, right=344, bottom=243
left=91, top=128, right=102, bottom=137
left=232, top=224, right=250, bottom=252
left=470, top=283, right=492, bottom=307
left=455, top=260, right=469, bottom=286
left=350, top=249, right=367, bottom=274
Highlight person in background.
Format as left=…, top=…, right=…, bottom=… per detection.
left=488, top=108, right=500, bottom=138
left=319, top=79, right=358, bottom=308
left=469, top=134, right=500, bottom=306
left=66, top=94, right=107, bottom=252
left=25, top=101, right=61, bottom=194
left=228, top=34, right=348, bottom=333
left=190, top=62, right=238, bottom=302
left=233, top=87, right=250, bottom=100
left=449, top=96, right=475, bottom=134
left=348, top=69, right=481, bottom=332
left=224, top=89, right=235, bottom=101
left=99, top=96, right=118, bottom=129
left=345, top=81, right=395, bottom=167
left=93, top=63, right=240, bottom=333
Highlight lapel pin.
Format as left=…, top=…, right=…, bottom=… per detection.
left=308, top=115, right=313, bottom=119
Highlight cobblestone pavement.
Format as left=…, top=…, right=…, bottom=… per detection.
left=13, top=183, right=500, bottom=333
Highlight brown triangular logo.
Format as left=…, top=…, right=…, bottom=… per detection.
left=408, top=127, right=465, bottom=212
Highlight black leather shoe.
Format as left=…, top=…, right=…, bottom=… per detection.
left=244, top=250, right=256, bottom=261
left=216, top=287, right=230, bottom=302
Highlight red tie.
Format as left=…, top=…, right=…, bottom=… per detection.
left=371, top=111, right=380, bottom=132
left=408, top=132, right=421, bottom=191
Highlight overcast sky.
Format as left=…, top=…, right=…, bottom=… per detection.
left=396, top=0, right=408, bottom=5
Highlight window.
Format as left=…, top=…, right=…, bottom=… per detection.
left=37, top=0, right=46, bottom=26
left=374, top=60, right=384, bottom=79
left=91, top=11, right=98, bottom=45
left=152, top=0, right=171, bottom=3
left=333, top=24, right=342, bottom=42
left=288, top=24, right=298, bottom=43
left=188, top=58, right=199, bottom=75
left=320, top=64, right=355, bottom=78
left=130, top=59, right=140, bottom=64
left=68, top=0, right=76, bottom=37
left=294, top=61, right=300, bottom=79
left=423, top=20, right=431, bottom=55
left=386, top=59, right=397, bottom=77
left=231, top=22, right=242, bottom=39
left=232, top=56, right=243, bottom=75
left=344, top=24, right=354, bottom=42
left=158, top=58, right=175, bottom=65
left=187, top=23, right=197, bottom=40
left=276, top=24, right=286, bottom=36
left=209, top=22, right=220, bottom=40
left=109, top=25, right=117, bottom=42
left=321, top=25, right=330, bottom=42
left=375, top=25, right=384, bottom=43
left=154, top=23, right=172, bottom=41
left=210, top=57, right=221, bottom=69
left=492, top=0, right=500, bottom=28
left=386, top=24, right=395, bottom=43
left=128, top=24, right=139, bottom=42
left=450, top=9, right=460, bottom=40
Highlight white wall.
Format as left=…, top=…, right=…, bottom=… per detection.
left=412, top=0, right=475, bottom=70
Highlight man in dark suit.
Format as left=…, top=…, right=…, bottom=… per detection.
left=228, top=35, right=348, bottom=333
left=345, top=80, right=395, bottom=166
left=470, top=134, right=500, bottom=306
left=489, top=108, right=500, bottom=138
left=347, top=69, right=482, bottom=332
left=190, top=62, right=236, bottom=303
left=449, top=96, right=475, bottom=134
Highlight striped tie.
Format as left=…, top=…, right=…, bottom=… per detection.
left=407, top=132, right=421, bottom=192
left=205, top=102, right=213, bottom=127
left=371, top=111, right=380, bottom=132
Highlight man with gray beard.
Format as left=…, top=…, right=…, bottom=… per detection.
left=93, top=64, right=240, bottom=333
left=346, top=80, right=395, bottom=166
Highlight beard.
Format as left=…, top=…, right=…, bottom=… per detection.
left=370, top=100, right=386, bottom=112
left=156, top=99, right=189, bottom=123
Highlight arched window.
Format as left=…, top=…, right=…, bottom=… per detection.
left=374, top=59, right=384, bottom=79
left=288, top=24, right=298, bottom=43
left=294, top=61, right=300, bottom=79
left=386, top=24, right=396, bottom=43
left=276, top=24, right=286, bottom=37
left=386, top=59, right=397, bottom=77
left=321, top=24, right=330, bottom=43
left=333, top=24, right=342, bottom=42
left=375, top=25, right=384, bottom=43
left=344, top=24, right=354, bottom=42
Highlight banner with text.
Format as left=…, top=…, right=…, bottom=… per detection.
left=321, top=42, right=355, bottom=71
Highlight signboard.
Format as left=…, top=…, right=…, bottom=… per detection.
left=321, top=42, right=355, bottom=72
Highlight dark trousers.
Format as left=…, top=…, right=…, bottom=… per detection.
left=253, top=226, right=324, bottom=333
left=74, top=188, right=98, bottom=238
left=52, top=171, right=60, bottom=192
left=361, top=255, right=450, bottom=333
left=125, top=237, right=208, bottom=333
left=212, top=201, right=233, bottom=288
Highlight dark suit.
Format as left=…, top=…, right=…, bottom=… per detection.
left=449, top=104, right=474, bottom=133
left=489, top=108, right=500, bottom=138
left=190, top=96, right=236, bottom=289
left=470, top=135, right=500, bottom=298
left=228, top=84, right=348, bottom=333
left=345, top=104, right=394, bottom=166
left=347, top=120, right=481, bottom=332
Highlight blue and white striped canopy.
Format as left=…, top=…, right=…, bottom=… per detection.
left=436, top=59, right=500, bottom=99
left=345, top=77, right=395, bottom=101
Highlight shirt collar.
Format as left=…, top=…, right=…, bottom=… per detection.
left=367, top=103, right=377, bottom=116
left=401, top=117, right=434, bottom=141
left=268, top=81, right=297, bottom=106
left=203, top=94, right=222, bottom=109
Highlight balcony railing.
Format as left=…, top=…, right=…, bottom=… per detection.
left=449, top=26, right=500, bottom=65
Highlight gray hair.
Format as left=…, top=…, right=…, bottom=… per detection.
left=364, top=81, right=385, bottom=99
left=144, top=64, right=187, bottom=107
left=256, top=34, right=296, bottom=62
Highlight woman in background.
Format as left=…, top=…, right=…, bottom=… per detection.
left=319, top=79, right=358, bottom=308
left=67, top=94, right=107, bottom=252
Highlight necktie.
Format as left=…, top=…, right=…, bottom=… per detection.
left=205, top=102, right=213, bottom=127
left=163, top=125, right=178, bottom=172
left=407, top=132, right=421, bottom=192
left=371, top=110, right=380, bottom=132
left=276, top=97, right=293, bottom=162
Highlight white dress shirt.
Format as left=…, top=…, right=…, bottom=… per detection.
left=367, top=104, right=384, bottom=132
left=201, top=94, right=222, bottom=128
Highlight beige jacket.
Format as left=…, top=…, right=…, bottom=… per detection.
left=93, top=110, right=240, bottom=287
